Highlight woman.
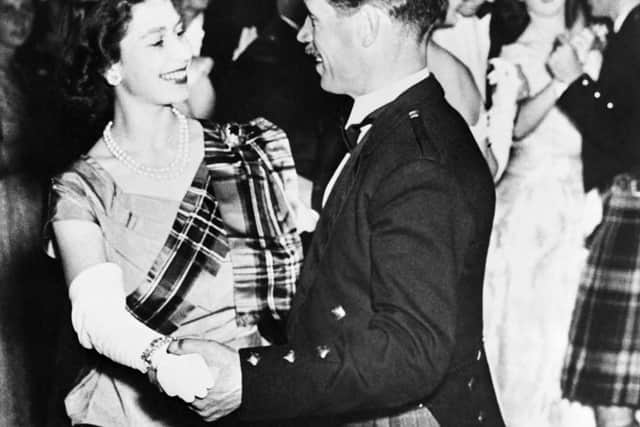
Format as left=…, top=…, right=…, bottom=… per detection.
left=427, top=4, right=501, bottom=177
left=429, top=0, right=530, bottom=180
left=482, top=0, right=601, bottom=425
left=46, top=0, right=304, bottom=425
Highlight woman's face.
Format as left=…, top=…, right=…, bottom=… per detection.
left=0, top=0, right=34, bottom=49
left=114, top=0, right=192, bottom=106
left=443, top=0, right=464, bottom=25
left=181, top=0, right=210, bottom=14
left=525, top=0, right=565, bottom=18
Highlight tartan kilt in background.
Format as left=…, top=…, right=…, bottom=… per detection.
left=562, top=174, right=640, bottom=407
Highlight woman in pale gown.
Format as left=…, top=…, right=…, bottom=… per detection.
left=482, top=0, right=603, bottom=425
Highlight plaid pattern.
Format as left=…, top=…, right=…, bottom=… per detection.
left=562, top=174, right=640, bottom=407
left=127, top=118, right=303, bottom=333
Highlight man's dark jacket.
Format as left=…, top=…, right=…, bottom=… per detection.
left=237, top=76, right=504, bottom=426
left=558, top=5, right=640, bottom=191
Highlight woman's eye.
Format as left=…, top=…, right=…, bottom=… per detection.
left=151, top=39, right=164, bottom=47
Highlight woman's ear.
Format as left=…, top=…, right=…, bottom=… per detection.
left=104, top=63, right=123, bottom=86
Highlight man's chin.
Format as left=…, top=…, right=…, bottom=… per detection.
left=319, top=77, right=340, bottom=95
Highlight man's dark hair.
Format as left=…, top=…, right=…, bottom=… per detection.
left=327, top=0, right=448, bottom=40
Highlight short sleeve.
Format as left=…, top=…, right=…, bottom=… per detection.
left=43, top=171, right=99, bottom=258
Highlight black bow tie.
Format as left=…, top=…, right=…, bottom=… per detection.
left=475, top=1, right=494, bottom=18
left=340, top=114, right=378, bottom=153
left=341, top=124, right=362, bottom=152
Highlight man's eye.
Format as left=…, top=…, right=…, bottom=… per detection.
left=151, top=39, right=164, bottom=47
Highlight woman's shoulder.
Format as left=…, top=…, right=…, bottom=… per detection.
left=51, top=154, right=114, bottom=205
left=427, top=41, right=482, bottom=126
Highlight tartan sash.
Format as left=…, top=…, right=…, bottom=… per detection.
left=126, top=118, right=303, bottom=334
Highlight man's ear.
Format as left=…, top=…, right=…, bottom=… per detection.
left=356, top=4, right=382, bottom=47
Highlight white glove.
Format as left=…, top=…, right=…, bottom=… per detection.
left=568, top=27, right=595, bottom=64
left=486, top=58, right=520, bottom=181
left=153, top=350, right=217, bottom=403
left=68, top=263, right=215, bottom=402
left=487, top=58, right=524, bottom=107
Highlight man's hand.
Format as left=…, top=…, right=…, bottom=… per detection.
left=547, top=41, right=583, bottom=84
left=168, top=338, right=243, bottom=422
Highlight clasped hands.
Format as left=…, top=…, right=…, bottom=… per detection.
left=547, top=28, right=596, bottom=84
left=148, top=338, right=243, bottom=422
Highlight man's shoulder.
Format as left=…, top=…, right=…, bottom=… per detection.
left=367, top=80, right=479, bottom=166
left=617, top=6, right=640, bottom=49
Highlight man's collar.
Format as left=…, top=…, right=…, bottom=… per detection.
left=346, top=67, right=430, bottom=128
left=279, top=14, right=299, bottom=31
left=614, top=0, right=640, bottom=32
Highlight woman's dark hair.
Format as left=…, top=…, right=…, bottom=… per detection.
left=58, top=0, right=144, bottom=125
left=565, top=0, right=589, bottom=28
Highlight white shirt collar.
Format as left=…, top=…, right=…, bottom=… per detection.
left=614, top=0, right=639, bottom=32
left=280, top=14, right=299, bottom=31
left=346, top=67, right=430, bottom=128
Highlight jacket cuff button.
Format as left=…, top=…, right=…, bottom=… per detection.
left=283, top=350, right=295, bottom=364
left=331, top=305, right=346, bottom=320
left=316, top=345, right=331, bottom=359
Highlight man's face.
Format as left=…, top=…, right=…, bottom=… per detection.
left=181, top=0, right=210, bottom=14
left=297, top=0, right=364, bottom=97
left=456, top=0, right=486, bottom=17
left=0, top=0, right=34, bottom=49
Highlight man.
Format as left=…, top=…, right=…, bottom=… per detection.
left=547, top=0, right=640, bottom=425
left=170, top=0, right=504, bottom=425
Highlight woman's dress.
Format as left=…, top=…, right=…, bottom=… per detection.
left=483, top=30, right=594, bottom=427
left=44, top=120, right=302, bottom=426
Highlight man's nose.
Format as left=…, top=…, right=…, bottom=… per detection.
left=297, top=16, right=312, bottom=43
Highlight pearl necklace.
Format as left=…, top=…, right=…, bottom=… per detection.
left=102, top=107, right=190, bottom=181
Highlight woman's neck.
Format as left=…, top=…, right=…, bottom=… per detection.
left=110, top=100, right=179, bottom=153
left=529, top=12, right=566, bottom=38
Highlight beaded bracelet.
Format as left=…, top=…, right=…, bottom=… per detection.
left=141, top=336, right=176, bottom=371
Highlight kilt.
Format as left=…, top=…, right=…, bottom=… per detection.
left=562, top=174, right=640, bottom=407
